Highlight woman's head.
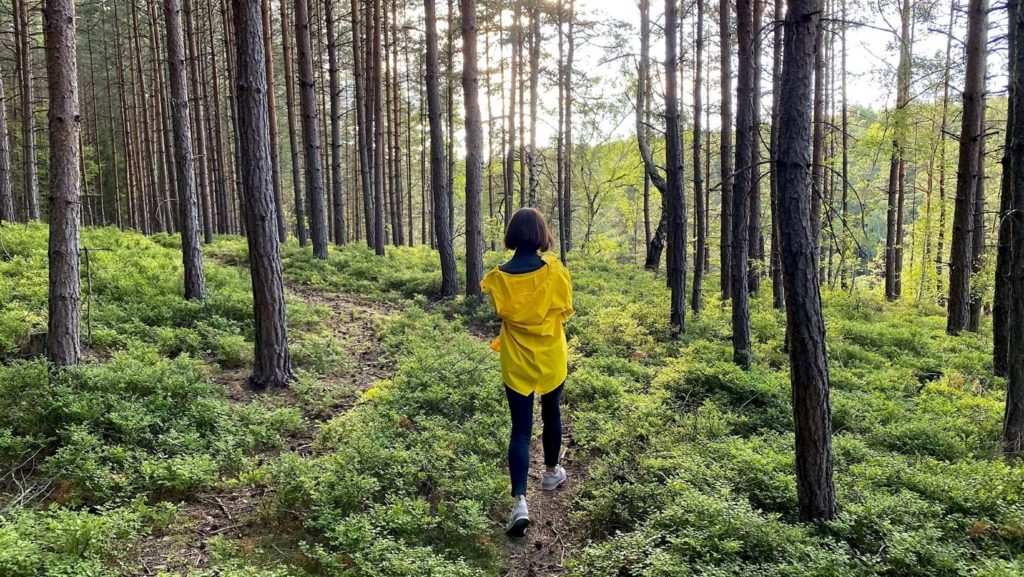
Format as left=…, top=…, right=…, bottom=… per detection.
left=504, top=208, right=555, bottom=253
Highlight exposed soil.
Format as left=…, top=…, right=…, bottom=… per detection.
left=499, top=414, right=586, bottom=577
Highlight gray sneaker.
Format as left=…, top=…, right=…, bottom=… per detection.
left=505, top=496, right=530, bottom=537
left=542, top=465, right=567, bottom=491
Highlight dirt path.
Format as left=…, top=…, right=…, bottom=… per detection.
left=131, top=285, right=394, bottom=575
left=500, top=413, right=585, bottom=577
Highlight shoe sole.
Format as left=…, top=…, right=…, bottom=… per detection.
left=505, top=517, right=530, bottom=538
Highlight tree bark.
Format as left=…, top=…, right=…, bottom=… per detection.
left=294, top=0, right=328, bottom=258
left=884, top=0, right=911, bottom=301
left=747, top=0, right=764, bottom=293
left=15, top=0, right=40, bottom=220
left=946, top=0, right=987, bottom=334
left=325, top=0, right=346, bottom=245
left=233, top=0, right=292, bottom=389
left=769, top=0, right=785, bottom=308
left=719, top=0, right=733, bottom=300
left=527, top=0, right=540, bottom=207
left=462, top=0, right=484, bottom=297
left=638, top=0, right=665, bottom=271
left=279, top=0, right=307, bottom=244
left=184, top=0, right=214, bottom=243
left=1003, top=0, right=1024, bottom=456
left=0, top=67, right=14, bottom=223
left=350, top=0, right=374, bottom=247
left=732, top=0, right=754, bottom=368
left=43, top=0, right=82, bottom=366
left=777, top=0, right=836, bottom=520
left=692, top=0, right=706, bottom=313
left=259, top=0, right=287, bottom=243
left=425, top=0, right=458, bottom=297
left=165, top=0, right=208, bottom=301
left=995, top=0, right=1017, bottom=377
left=371, top=0, right=387, bottom=254
left=664, top=0, right=687, bottom=333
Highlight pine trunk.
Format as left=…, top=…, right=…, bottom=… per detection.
left=233, top=0, right=292, bottom=389
left=43, top=0, right=82, bottom=366
left=462, top=0, right=484, bottom=297
left=947, top=0, right=987, bottom=334
left=664, top=0, right=687, bottom=332
left=295, top=0, right=329, bottom=258
left=425, top=0, right=458, bottom=297
left=165, top=0, right=208, bottom=301
left=777, top=0, right=837, bottom=520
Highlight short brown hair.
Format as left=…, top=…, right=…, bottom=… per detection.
left=504, top=208, right=555, bottom=252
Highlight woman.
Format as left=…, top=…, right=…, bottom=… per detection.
left=480, top=208, right=574, bottom=537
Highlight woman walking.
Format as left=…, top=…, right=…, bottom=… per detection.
left=481, top=208, right=574, bottom=537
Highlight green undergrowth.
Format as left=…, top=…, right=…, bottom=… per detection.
left=1, top=226, right=1021, bottom=575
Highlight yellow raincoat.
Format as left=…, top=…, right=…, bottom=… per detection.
left=480, top=254, right=574, bottom=397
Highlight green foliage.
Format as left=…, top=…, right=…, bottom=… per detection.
left=261, top=307, right=503, bottom=576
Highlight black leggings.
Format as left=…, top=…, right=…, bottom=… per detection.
left=505, top=383, right=563, bottom=497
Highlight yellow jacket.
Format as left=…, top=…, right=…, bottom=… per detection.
left=480, top=254, right=574, bottom=397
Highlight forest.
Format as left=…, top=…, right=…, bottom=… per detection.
left=0, top=0, right=1023, bottom=575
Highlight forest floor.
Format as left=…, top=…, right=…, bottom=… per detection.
left=132, top=283, right=394, bottom=575
left=132, top=277, right=584, bottom=576
left=5, top=227, right=1018, bottom=577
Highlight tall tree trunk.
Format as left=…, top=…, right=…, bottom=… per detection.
left=769, top=0, right=785, bottom=307
left=112, top=0, right=139, bottom=231
left=184, top=0, right=214, bottom=243
left=968, top=125, right=987, bottom=331
left=527, top=0, right=540, bottom=207
left=936, top=7, right=954, bottom=302
left=504, top=4, right=519, bottom=225
left=810, top=23, right=824, bottom=252
left=445, top=0, right=456, bottom=238
left=280, top=0, right=307, bottom=244
left=839, top=0, right=848, bottom=289
left=0, top=68, right=14, bottom=223
left=15, top=0, right=40, bottom=221
left=564, top=0, right=574, bottom=250
left=557, top=0, right=567, bottom=261
left=372, top=0, right=387, bottom=254
left=747, top=0, right=764, bottom=293
left=1002, top=0, right=1024, bottom=456
left=719, top=0, right=733, bottom=300
left=43, top=0, right=82, bottom=366
left=389, top=0, right=405, bottom=246
left=295, top=0, right=329, bottom=258
left=233, top=0, right=292, bottom=389
left=424, top=0, right=458, bottom=297
left=350, top=0, right=375, bottom=248
left=151, top=2, right=177, bottom=233
left=732, top=0, right=754, bottom=368
left=325, top=0, right=346, bottom=245
left=206, top=0, right=228, bottom=234
left=692, top=0, right=706, bottom=313
left=664, top=0, right=687, bottom=332
left=132, top=0, right=159, bottom=234
left=261, top=0, right=288, bottom=242
left=637, top=0, right=666, bottom=272
left=946, top=0, right=987, bottom=334
left=777, top=0, right=836, bottom=520
left=995, top=0, right=1017, bottom=377
left=165, top=0, right=207, bottom=301
left=462, top=0, right=484, bottom=297
left=884, top=0, right=911, bottom=301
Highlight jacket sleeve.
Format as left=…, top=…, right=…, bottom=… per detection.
left=557, top=264, right=574, bottom=322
